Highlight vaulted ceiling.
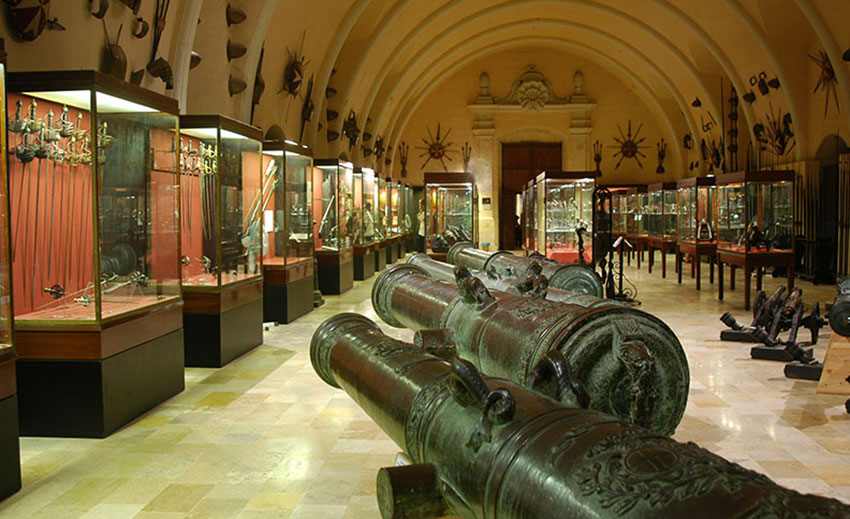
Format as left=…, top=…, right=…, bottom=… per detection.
left=4, top=0, right=848, bottom=172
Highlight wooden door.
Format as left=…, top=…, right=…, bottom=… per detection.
left=500, top=142, right=561, bottom=249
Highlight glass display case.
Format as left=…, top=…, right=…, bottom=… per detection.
left=522, top=178, right=536, bottom=254
left=405, top=184, right=424, bottom=254
left=0, top=44, right=21, bottom=498
left=647, top=182, right=678, bottom=240
left=180, top=115, right=263, bottom=367
left=313, top=159, right=354, bottom=294
left=424, top=173, right=478, bottom=258
left=716, top=171, right=794, bottom=253
left=608, top=187, right=632, bottom=237
left=260, top=140, right=314, bottom=323
left=386, top=178, right=402, bottom=262
left=7, top=70, right=184, bottom=437
left=352, top=167, right=377, bottom=280
left=180, top=116, right=263, bottom=290
left=534, top=171, right=598, bottom=263
left=715, top=170, right=795, bottom=310
left=677, top=177, right=716, bottom=243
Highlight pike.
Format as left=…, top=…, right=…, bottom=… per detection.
left=44, top=111, right=60, bottom=283
left=31, top=124, right=49, bottom=306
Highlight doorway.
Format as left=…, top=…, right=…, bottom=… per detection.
left=500, top=142, right=561, bottom=249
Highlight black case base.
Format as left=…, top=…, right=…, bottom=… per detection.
left=184, top=298, right=263, bottom=367
left=16, top=329, right=185, bottom=438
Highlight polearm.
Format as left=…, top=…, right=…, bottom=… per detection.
left=311, top=313, right=850, bottom=519
left=371, top=264, right=688, bottom=434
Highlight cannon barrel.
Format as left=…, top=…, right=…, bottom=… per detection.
left=372, top=264, right=689, bottom=434
left=830, top=277, right=850, bottom=337
left=447, top=241, right=604, bottom=296
left=311, top=313, right=850, bottom=519
left=408, top=253, right=619, bottom=308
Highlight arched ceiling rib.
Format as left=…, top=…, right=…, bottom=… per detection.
left=316, top=0, right=800, bottom=162
left=381, top=37, right=686, bottom=175
left=368, top=20, right=701, bottom=158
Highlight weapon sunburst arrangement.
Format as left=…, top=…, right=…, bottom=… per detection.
left=7, top=93, right=170, bottom=319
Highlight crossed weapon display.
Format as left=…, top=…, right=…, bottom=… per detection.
left=8, top=99, right=117, bottom=310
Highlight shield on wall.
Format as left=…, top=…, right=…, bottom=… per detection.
left=7, top=0, right=51, bottom=42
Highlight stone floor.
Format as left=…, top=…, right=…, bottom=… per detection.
left=1, top=251, right=849, bottom=518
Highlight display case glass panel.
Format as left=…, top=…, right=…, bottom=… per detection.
left=7, top=71, right=180, bottom=325
left=609, top=188, right=631, bottom=235
left=424, top=173, right=477, bottom=254
left=313, top=159, right=353, bottom=251
left=179, top=116, right=262, bottom=289
left=0, top=58, right=12, bottom=347
left=647, top=183, right=678, bottom=240
left=388, top=180, right=401, bottom=236
left=716, top=171, right=794, bottom=252
left=353, top=168, right=377, bottom=245
left=522, top=179, right=536, bottom=252
left=402, top=184, right=416, bottom=235
left=677, top=177, right=716, bottom=243
left=260, top=141, right=314, bottom=268
left=534, top=171, right=597, bottom=262
left=626, top=187, right=648, bottom=236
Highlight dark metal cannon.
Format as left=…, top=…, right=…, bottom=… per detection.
left=408, top=253, right=617, bottom=308
left=311, top=313, right=850, bottom=519
left=447, top=241, right=604, bottom=297
left=830, top=277, right=850, bottom=338
left=372, top=264, right=689, bottom=434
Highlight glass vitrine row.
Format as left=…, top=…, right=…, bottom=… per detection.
left=647, top=182, right=678, bottom=240
left=424, top=173, right=478, bottom=256
left=179, top=115, right=263, bottom=290
left=715, top=171, right=794, bottom=253
left=677, top=177, right=716, bottom=243
left=7, top=71, right=184, bottom=437
left=535, top=171, right=598, bottom=263
left=260, top=140, right=314, bottom=323
left=626, top=186, right=649, bottom=237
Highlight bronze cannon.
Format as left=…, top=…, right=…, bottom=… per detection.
left=311, top=313, right=850, bottom=519
left=408, top=253, right=617, bottom=308
left=372, top=264, right=688, bottom=434
left=830, top=277, right=850, bottom=337
left=447, top=240, right=604, bottom=297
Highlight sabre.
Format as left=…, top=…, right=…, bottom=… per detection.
left=13, top=132, right=36, bottom=308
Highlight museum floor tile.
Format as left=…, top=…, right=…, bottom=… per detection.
left=1, top=253, right=849, bottom=518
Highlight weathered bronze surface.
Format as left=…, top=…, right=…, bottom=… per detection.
left=371, top=264, right=689, bottom=434
left=408, top=253, right=617, bottom=308
left=830, top=277, right=850, bottom=337
left=311, top=313, right=850, bottom=519
left=447, top=241, right=604, bottom=297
